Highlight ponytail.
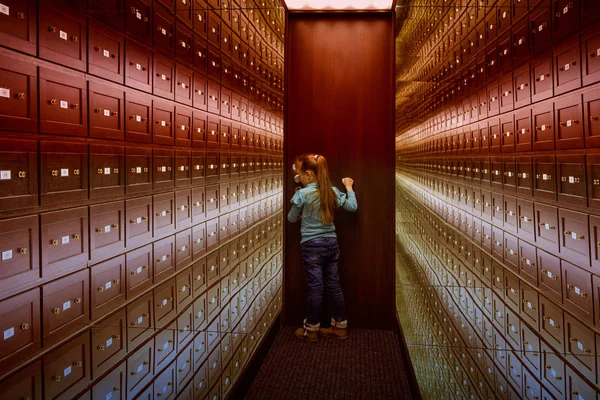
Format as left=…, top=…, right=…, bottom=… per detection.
left=315, top=156, right=336, bottom=224
left=294, top=153, right=337, bottom=224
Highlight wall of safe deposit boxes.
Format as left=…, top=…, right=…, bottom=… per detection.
left=0, top=0, right=285, bottom=399
left=395, top=0, right=600, bottom=399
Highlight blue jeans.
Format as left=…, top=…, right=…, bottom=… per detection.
left=301, top=237, right=347, bottom=325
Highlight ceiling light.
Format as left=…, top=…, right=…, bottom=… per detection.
left=350, top=0, right=371, bottom=9
left=371, top=0, right=391, bottom=9
left=283, top=0, right=393, bottom=10
left=328, top=0, right=351, bottom=8
left=285, top=0, right=306, bottom=8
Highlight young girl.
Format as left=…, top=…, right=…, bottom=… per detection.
left=287, top=153, right=358, bottom=342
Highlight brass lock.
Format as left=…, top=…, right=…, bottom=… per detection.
left=72, top=234, right=81, bottom=239
left=559, top=61, right=577, bottom=72
left=74, top=361, right=83, bottom=367
left=97, top=286, right=104, bottom=292
left=535, top=72, right=550, bottom=82
left=21, top=323, right=30, bottom=330
left=49, top=98, right=58, bottom=105
left=98, top=345, right=105, bottom=351
left=73, top=169, right=80, bottom=175
left=53, top=308, right=61, bottom=314
left=560, top=119, right=579, bottom=126
left=19, top=248, right=28, bottom=254
left=16, top=12, right=25, bottom=19
left=131, top=115, right=147, bottom=122
left=48, top=26, right=57, bottom=33
left=18, top=171, right=26, bottom=178
left=53, top=376, right=61, bottom=382
left=74, top=297, right=82, bottom=304
left=16, top=92, right=25, bottom=100
left=71, top=103, right=79, bottom=109
left=71, top=36, right=79, bottom=42
left=51, top=240, right=59, bottom=245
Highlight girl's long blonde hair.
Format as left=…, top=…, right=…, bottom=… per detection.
left=294, top=153, right=336, bottom=224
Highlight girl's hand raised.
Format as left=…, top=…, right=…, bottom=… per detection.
left=342, top=177, right=354, bottom=190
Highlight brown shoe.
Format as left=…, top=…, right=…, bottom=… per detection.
left=319, top=319, right=348, bottom=340
left=295, top=327, right=319, bottom=342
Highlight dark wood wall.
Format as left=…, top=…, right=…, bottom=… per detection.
left=284, top=13, right=395, bottom=330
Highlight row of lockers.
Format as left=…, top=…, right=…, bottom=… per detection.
left=430, top=26, right=598, bottom=103
left=407, top=0, right=599, bottom=70
left=393, top=265, right=492, bottom=399
left=402, top=238, right=599, bottom=400
left=401, top=158, right=600, bottom=264
left=0, top=192, right=284, bottom=396
left=394, top=243, right=524, bottom=400
left=0, top=0, right=284, bottom=91
left=412, top=26, right=600, bottom=121
left=6, top=0, right=285, bottom=54
left=0, top=1, right=285, bottom=400
left=86, top=0, right=286, bottom=47
left=401, top=346, right=478, bottom=398
left=0, top=238, right=282, bottom=378
left=420, top=81, right=600, bottom=147
left=421, top=1, right=598, bottom=87
left=408, top=226, right=600, bottom=400
left=0, top=56, right=283, bottom=141
left=1, top=187, right=282, bottom=292
left=403, top=153, right=600, bottom=209
left=400, top=166, right=600, bottom=332
left=401, top=166, right=600, bottom=304
left=1, top=250, right=283, bottom=399
left=396, top=176, right=600, bottom=399
left=86, top=0, right=286, bottom=64
left=0, top=208, right=284, bottom=399
left=414, top=200, right=600, bottom=347
left=396, top=1, right=600, bottom=137
left=0, top=137, right=283, bottom=212
left=401, top=81, right=600, bottom=154
left=395, top=196, right=527, bottom=400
